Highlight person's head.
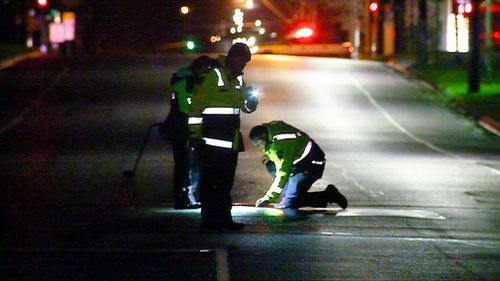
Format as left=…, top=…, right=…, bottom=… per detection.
left=190, top=55, right=213, bottom=75
left=226, top=43, right=251, bottom=76
left=249, top=125, right=268, bottom=151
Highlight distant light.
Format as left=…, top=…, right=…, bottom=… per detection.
left=464, top=2, right=473, bottom=14
left=186, top=41, right=195, bottom=50
left=246, top=0, right=254, bottom=9
left=230, top=27, right=236, bottom=34
left=250, top=45, right=259, bottom=54
left=368, top=1, right=379, bottom=13
left=36, top=0, right=48, bottom=8
left=255, top=19, right=262, bottom=27
left=236, top=26, right=243, bottom=33
left=258, top=28, right=266, bottom=35
left=294, top=27, right=314, bottom=39
left=180, top=6, right=189, bottom=15
left=26, top=36, right=33, bottom=48
left=248, top=36, right=256, bottom=45
left=270, top=32, right=277, bottom=38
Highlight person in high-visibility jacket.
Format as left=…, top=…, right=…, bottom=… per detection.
left=159, top=55, right=213, bottom=209
left=187, top=43, right=259, bottom=232
left=249, top=121, right=348, bottom=209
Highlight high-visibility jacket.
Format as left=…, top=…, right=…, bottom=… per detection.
left=160, top=67, right=194, bottom=142
left=261, top=121, right=325, bottom=202
left=188, top=55, right=257, bottom=151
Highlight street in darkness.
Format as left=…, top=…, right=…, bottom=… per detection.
left=1, top=53, right=499, bottom=280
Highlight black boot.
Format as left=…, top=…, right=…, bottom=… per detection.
left=326, top=184, right=348, bottom=209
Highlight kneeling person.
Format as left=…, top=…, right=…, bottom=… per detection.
left=249, top=121, right=348, bottom=209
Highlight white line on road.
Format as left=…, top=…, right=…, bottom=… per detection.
left=348, top=72, right=500, bottom=176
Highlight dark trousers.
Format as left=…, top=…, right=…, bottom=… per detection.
left=199, top=145, right=238, bottom=227
left=274, top=171, right=328, bottom=209
left=172, top=140, right=190, bottom=207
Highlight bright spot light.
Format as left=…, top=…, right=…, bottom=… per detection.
left=236, top=26, right=243, bottom=33
left=250, top=45, right=259, bottom=54
left=262, top=208, right=284, bottom=217
left=294, top=27, right=314, bottom=39
left=255, top=19, right=262, bottom=27
left=180, top=6, right=189, bottom=15
left=369, top=2, right=378, bottom=13
left=249, top=87, right=260, bottom=97
left=248, top=36, right=256, bottom=45
left=464, top=2, right=472, bottom=13
left=230, top=27, right=236, bottom=34
left=246, top=0, right=254, bottom=9
left=258, top=28, right=266, bottom=35
left=186, top=41, right=195, bottom=50
left=26, top=37, right=33, bottom=48
left=270, top=32, right=277, bottom=38
left=210, top=36, right=217, bottom=43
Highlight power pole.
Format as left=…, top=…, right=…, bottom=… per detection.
left=417, top=0, right=427, bottom=64
left=468, top=0, right=480, bottom=93
left=484, top=0, right=493, bottom=77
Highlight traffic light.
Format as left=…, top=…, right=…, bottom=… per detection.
left=186, top=40, right=196, bottom=50
left=369, top=1, right=379, bottom=13
left=36, top=0, right=48, bottom=9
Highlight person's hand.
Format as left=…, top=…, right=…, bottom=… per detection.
left=255, top=196, right=270, bottom=207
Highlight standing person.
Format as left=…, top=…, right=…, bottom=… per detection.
left=159, top=55, right=213, bottom=209
left=249, top=121, right=348, bottom=209
left=188, top=43, right=259, bottom=232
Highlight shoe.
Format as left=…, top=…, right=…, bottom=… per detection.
left=224, top=221, right=245, bottom=231
left=326, top=184, right=348, bottom=209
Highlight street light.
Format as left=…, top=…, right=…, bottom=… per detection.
left=180, top=6, right=190, bottom=15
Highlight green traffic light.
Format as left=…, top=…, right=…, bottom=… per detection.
left=186, top=41, right=195, bottom=50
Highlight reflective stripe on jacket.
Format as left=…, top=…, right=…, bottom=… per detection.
left=188, top=55, right=251, bottom=151
left=262, top=121, right=325, bottom=201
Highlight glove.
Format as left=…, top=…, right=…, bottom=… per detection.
left=255, top=196, right=270, bottom=208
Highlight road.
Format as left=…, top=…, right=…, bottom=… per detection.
left=1, top=53, right=499, bottom=280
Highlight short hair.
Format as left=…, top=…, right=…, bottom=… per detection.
left=249, top=125, right=268, bottom=143
left=227, top=43, right=251, bottom=62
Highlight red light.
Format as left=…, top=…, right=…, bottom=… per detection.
left=494, top=31, right=500, bottom=39
left=457, top=1, right=473, bottom=14
left=36, top=0, right=48, bottom=8
left=464, top=2, right=473, bottom=13
left=294, top=27, right=314, bottom=39
left=369, top=2, right=379, bottom=13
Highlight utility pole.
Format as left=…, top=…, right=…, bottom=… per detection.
left=468, top=0, right=480, bottom=93
left=417, top=0, right=427, bottom=64
left=484, top=0, right=493, bottom=77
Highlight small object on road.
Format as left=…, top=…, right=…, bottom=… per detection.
left=115, top=122, right=162, bottom=206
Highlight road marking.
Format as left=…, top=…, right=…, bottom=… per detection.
left=348, top=72, right=500, bottom=176
left=0, top=66, right=71, bottom=135
left=318, top=234, right=500, bottom=248
left=335, top=207, right=446, bottom=219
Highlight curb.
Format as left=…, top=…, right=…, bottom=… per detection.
left=478, top=116, right=500, bottom=136
left=0, top=51, right=44, bottom=71
left=386, top=60, right=500, bottom=136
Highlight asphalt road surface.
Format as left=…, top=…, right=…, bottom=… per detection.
left=1, top=53, right=499, bottom=280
